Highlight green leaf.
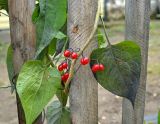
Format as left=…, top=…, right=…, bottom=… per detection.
left=48, top=39, right=57, bottom=55
left=97, top=29, right=106, bottom=48
left=48, top=33, right=66, bottom=55
left=90, top=41, right=141, bottom=105
left=55, top=32, right=66, bottom=40
left=56, top=88, right=68, bottom=107
left=32, top=4, right=40, bottom=23
left=0, top=0, right=8, bottom=12
left=6, top=45, right=15, bottom=92
left=35, top=0, right=67, bottom=57
left=35, top=15, right=45, bottom=48
left=46, top=100, right=71, bottom=124
left=55, top=38, right=68, bottom=57
left=39, top=0, right=46, bottom=15
left=16, top=60, right=61, bottom=124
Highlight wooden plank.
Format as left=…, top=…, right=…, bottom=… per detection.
left=122, top=0, right=150, bottom=124
left=68, top=0, right=98, bottom=123
left=8, top=0, right=43, bottom=123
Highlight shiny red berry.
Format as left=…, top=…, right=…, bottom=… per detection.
left=62, top=62, right=68, bottom=69
left=61, top=73, right=69, bottom=82
left=91, top=64, right=100, bottom=73
left=99, top=64, right=105, bottom=71
left=80, top=57, right=90, bottom=65
left=64, top=73, right=69, bottom=80
left=58, top=65, right=63, bottom=71
left=64, top=50, right=71, bottom=57
left=71, top=52, right=78, bottom=59
left=61, top=75, right=66, bottom=81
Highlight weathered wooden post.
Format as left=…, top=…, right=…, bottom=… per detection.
left=68, top=0, right=98, bottom=123
left=8, top=0, right=42, bottom=123
left=122, top=0, right=150, bottom=124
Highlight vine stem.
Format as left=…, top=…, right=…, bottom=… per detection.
left=64, top=1, right=101, bottom=92
left=99, top=16, right=111, bottom=46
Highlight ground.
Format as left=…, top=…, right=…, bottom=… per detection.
left=0, top=14, right=160, bottom=124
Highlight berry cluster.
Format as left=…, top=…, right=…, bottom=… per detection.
left=58, top=49, right=90, bottom=84
left=64, top=50, right=78, bottom=59
left=58, top=49, right=105, bottom=84
left=91, top=64, right=105, bottom=73
left=58, top=62, right=68, bottom=71
left=64, top=49, right=90, bottom=65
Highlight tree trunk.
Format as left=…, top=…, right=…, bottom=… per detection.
left=8, top=0, right=43, bottom=124
left=122, top=0, right=150, bottom=124
left=68, top=0, right=98, bottom=124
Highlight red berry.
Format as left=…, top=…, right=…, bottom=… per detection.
left=80, top=57, right=90, bottom=65
left=91, top=64, right=100, bottom=73
left=58, top=65, right=63, bottom=71
left=61, top=73, right=69, bottom=82
left=64, top=50, right=71, bottom=57
left=62, top=62, right=68, bottom=69
left=99, top=64, right=105, bottom=71
left=61, top=75, right=66, bottom=81
left=64, top=73, right=69, bottom=80
left=71, top=52, right=78, bottom=59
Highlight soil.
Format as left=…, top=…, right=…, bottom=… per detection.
left=0, top=20, right=160, bottom=124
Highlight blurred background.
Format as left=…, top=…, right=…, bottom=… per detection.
left=0, top=0, right=160, bottom=124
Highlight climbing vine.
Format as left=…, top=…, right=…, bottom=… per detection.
left=1, top=0, right=141, bottom=124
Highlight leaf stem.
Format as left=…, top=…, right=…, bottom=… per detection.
left=99, top=16, right=111, bottom=46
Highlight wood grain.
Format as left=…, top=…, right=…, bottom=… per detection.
left=122, top=0, right=150, bottom=124
left=68, top=0, right=99, bottom=123
left=8, top=0, right=43, bottom=123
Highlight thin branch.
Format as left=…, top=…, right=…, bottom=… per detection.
left=99, top=16, right=111, bottom=46
left=64, top=1, right=101, bottom=92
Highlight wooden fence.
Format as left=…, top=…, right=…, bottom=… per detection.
left=8, top=0, right=150, bottom=123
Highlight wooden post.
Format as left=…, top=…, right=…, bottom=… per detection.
left=68, top=0, right=98, bottom=123
left=122, top=0, right=150, bottom=124
left=8, top=0, right=43, bottom=124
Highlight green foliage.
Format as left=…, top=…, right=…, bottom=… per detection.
left=6, top=45, right=14, bottom=92
left=48, top=38, right=57, bottom=55
left=10, top=0, right=142, bottom=123
left=0, top=0, right=8, bottom=12
left=14, top=1, right=68, bottom=123
left=97, top=29, right=106, bottom=48
left=16, top=61, right=61, bottom=124
left=46, top=100, right=71, bottom=124
left=56, top=88, right=68, bottom=107
left=32, top=4, right=40, bottom=23
left=35, top=0, right=67, bottom=57
left=90, top=41, right=141, bottom=105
